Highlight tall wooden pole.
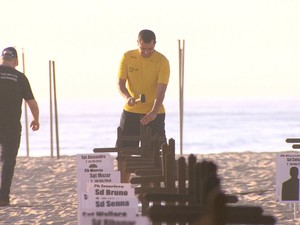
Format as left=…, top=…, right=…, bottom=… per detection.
left=178, top=40, right=185, bottom=155
left=52, top=61, right=60, bottom=159
left=49, top=61, right=54, bottom=158
left=22, top=48, right=30, bottom=157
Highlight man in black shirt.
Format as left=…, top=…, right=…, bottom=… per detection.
left=0, top=47, right=40, bottom=206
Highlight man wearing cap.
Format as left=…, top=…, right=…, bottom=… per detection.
left=0, top=47, right=40, bottom=206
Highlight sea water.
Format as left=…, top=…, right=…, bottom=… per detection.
left=18, top=97, right=300, bottom=157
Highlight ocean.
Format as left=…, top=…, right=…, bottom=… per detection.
left=19, top=97, right=300, bottom=157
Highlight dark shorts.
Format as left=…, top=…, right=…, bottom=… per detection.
left=117, top=110, right=166, bottom=147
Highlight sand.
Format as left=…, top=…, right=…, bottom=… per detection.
left=0, top=152, right=299, bottom=225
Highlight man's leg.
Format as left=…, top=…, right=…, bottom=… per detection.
left=148, top=113, right=167, bottom=147
left=117, top=111, right=141, bottom=183
left=0, top=137, right=20, bottom=205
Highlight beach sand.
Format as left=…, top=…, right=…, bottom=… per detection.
left=0, top=152, right=299, bottom=225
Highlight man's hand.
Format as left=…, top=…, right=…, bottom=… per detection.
left=140, top=112, right=157, bottom=125
left=127, top=97, right=135, bottom=106
left=30, top=120, right=40, bottom=131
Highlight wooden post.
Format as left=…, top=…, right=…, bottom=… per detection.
left=49, top=60, right=60, bottom=159
left=52, top=61, right=60, bottom=159
left=22, top=48, right=30, bottom=157
left=49, top=60, right=54, bottom=158
left=178, top=40, right=185, bottom=155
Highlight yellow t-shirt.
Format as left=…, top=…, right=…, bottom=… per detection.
left=118, top=49, right=170, bottom=114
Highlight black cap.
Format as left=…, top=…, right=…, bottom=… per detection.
left=1, top=47, right=18, bottom=58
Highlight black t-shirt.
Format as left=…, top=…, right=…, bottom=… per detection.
left=0, top=65, right=35, bottom=135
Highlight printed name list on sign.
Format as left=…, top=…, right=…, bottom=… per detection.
left=276, top=152, right=300, bottom=203
left=77, top=154, right=121, bottom=220
left=76, top=153, right=149, bottom=225
left=79, top=183, right=142, bottom=225
left=81, top=183, right=137, bottom=209
left=76, top=153, right=120, bottom=194
left=76, top=153, right=120, bottom=189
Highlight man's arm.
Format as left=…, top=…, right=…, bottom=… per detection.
left=151, top=83, right=168, bottom=114
left=26, top=99, right=40, bottom=131
left=140, top=83, right=168, bottom=125
left=118, top=78, right=135, bottom=106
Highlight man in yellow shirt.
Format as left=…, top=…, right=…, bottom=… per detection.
left=117, top=29, right=170, bottom=182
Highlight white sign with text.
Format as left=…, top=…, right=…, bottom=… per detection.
left=276, top=152, right=300, bottom=203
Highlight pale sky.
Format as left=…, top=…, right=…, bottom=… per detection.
left=1, top=0, right=300, bottom=102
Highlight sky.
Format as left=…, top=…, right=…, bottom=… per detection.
left=1, top=0, right=300, bottom=102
